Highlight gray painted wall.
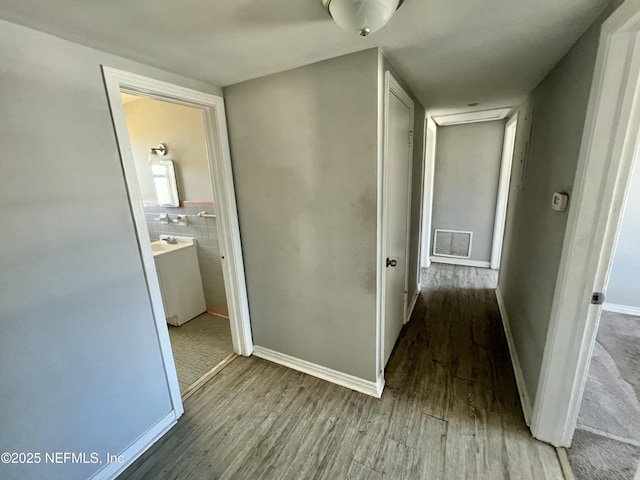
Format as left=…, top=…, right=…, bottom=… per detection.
left=224, top=50, right=380, bottom=381
left=498, top=6, right=613, bottom=402
left=0, top=18, right=221, bottom=480
left=431, top=121, right=505, bottom=262
left=607, top=161, right=640, bottom=307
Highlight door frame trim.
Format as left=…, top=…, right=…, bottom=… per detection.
left=420, top=117, right=438, bottom=269
left=101, top=66, right=254, bottom=418
left=531, top=0, right=640, bottom=446
left=490, top=113, right=518, bottom=270
left=379, top=71, right=415, bottom=371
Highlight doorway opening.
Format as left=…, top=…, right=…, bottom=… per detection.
left=421, top=108, right=518, bottom=272
left=120, top=92, right=236, bottom=397
left=103, top=67, right=253, bottom=411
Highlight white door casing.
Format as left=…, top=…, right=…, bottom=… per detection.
left=490, top=114, right=518, bottom=270
left=420, top=117, right=437, bottom=269
left=381, top=72, right=415, bottom=367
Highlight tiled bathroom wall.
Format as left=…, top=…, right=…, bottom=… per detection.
left=144, top=202, right=228, bottom=314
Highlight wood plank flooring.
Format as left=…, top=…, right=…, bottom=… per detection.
left=119, top=264, right=564, bottom=480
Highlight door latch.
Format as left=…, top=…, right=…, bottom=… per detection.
left=591, top=292, right=605, bottom=305
left=386, top=258, right=397, bottom=268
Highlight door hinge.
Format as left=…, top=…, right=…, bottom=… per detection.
left=591, top=292, right=605, bottom=305
left=409, top=130, right=414, bottom=145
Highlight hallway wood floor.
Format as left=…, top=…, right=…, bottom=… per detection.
left=119, top=264, right=563, bottom=480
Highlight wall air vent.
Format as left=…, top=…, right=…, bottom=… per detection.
left=433, top=229, right=472, bottom=259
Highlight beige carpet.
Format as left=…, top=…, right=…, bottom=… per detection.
left=569, top=429, right=640, bottom=480
left=568, top=311, right=640, bottom=479
left=167, top=313, right=233, bottom=392
left=576, top=311, right=640, bottom=443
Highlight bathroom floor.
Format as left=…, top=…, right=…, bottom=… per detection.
left=167, top=312, right=234, bottom=393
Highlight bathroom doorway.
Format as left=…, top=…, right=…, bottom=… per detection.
left=102, top=68, right=253, bottom=409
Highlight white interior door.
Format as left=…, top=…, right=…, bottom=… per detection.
left=383, top=73, right=414, bottom=367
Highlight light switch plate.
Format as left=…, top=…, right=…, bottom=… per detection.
left=552, top=192, right=569, bottom=212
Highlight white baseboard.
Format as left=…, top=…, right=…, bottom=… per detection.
left=495, top=288, right=533, bottom=426
left=252, top=346, right=384, bottom=398
left=603, top=303, right=640, bottom=316
left=405, top=288, right=421, bottom=324
left=90, top=410, right=177, bottom=480
left=430, top=256, right=492, bottom=269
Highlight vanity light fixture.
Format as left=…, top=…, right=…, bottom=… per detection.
left=148, top=143, right=168, bottom=164
left=150, top=143, right=167, bottom=156
left=322, top=0, right=404, bottom=37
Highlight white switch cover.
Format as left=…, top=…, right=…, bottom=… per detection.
left=552, top=192, right=569, bottom=212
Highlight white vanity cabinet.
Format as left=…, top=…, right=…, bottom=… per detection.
left=151, top=236, right=206, bottom=326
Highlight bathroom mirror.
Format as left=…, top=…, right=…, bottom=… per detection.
left=150, top=160, right=180, bottom=207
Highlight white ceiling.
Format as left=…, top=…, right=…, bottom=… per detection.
left=0, top=0, right=609, bottom=115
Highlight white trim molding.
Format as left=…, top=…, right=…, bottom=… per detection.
left=405, top=288, right=421, bottom=324
left=420, top=117, right=437, bottom=269
left=90, top=411, right=177, bottom=480
left=433, top=107, right=511, bottom=126
left=253, top=346, right=384, bottom=398
left=602, top=303, right=640, bottom=316
left=491, top=114, right=518, bottom=270
left=430, top=256, right=491, bottom=269
left=375, top=50, right=385, bottom=392
left=495, top=288, right=533, bottom=426
left=532, top=0, right=640, bottom=447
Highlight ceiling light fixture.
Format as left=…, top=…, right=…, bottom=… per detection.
left=322, top=0, right=404, bottom=37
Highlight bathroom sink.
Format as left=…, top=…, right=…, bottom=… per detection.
left=150, top=236, right=195, bottom=257
left=149, top=235, right=206, bottom=326
left=151, top=242, right=174, bottom=254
